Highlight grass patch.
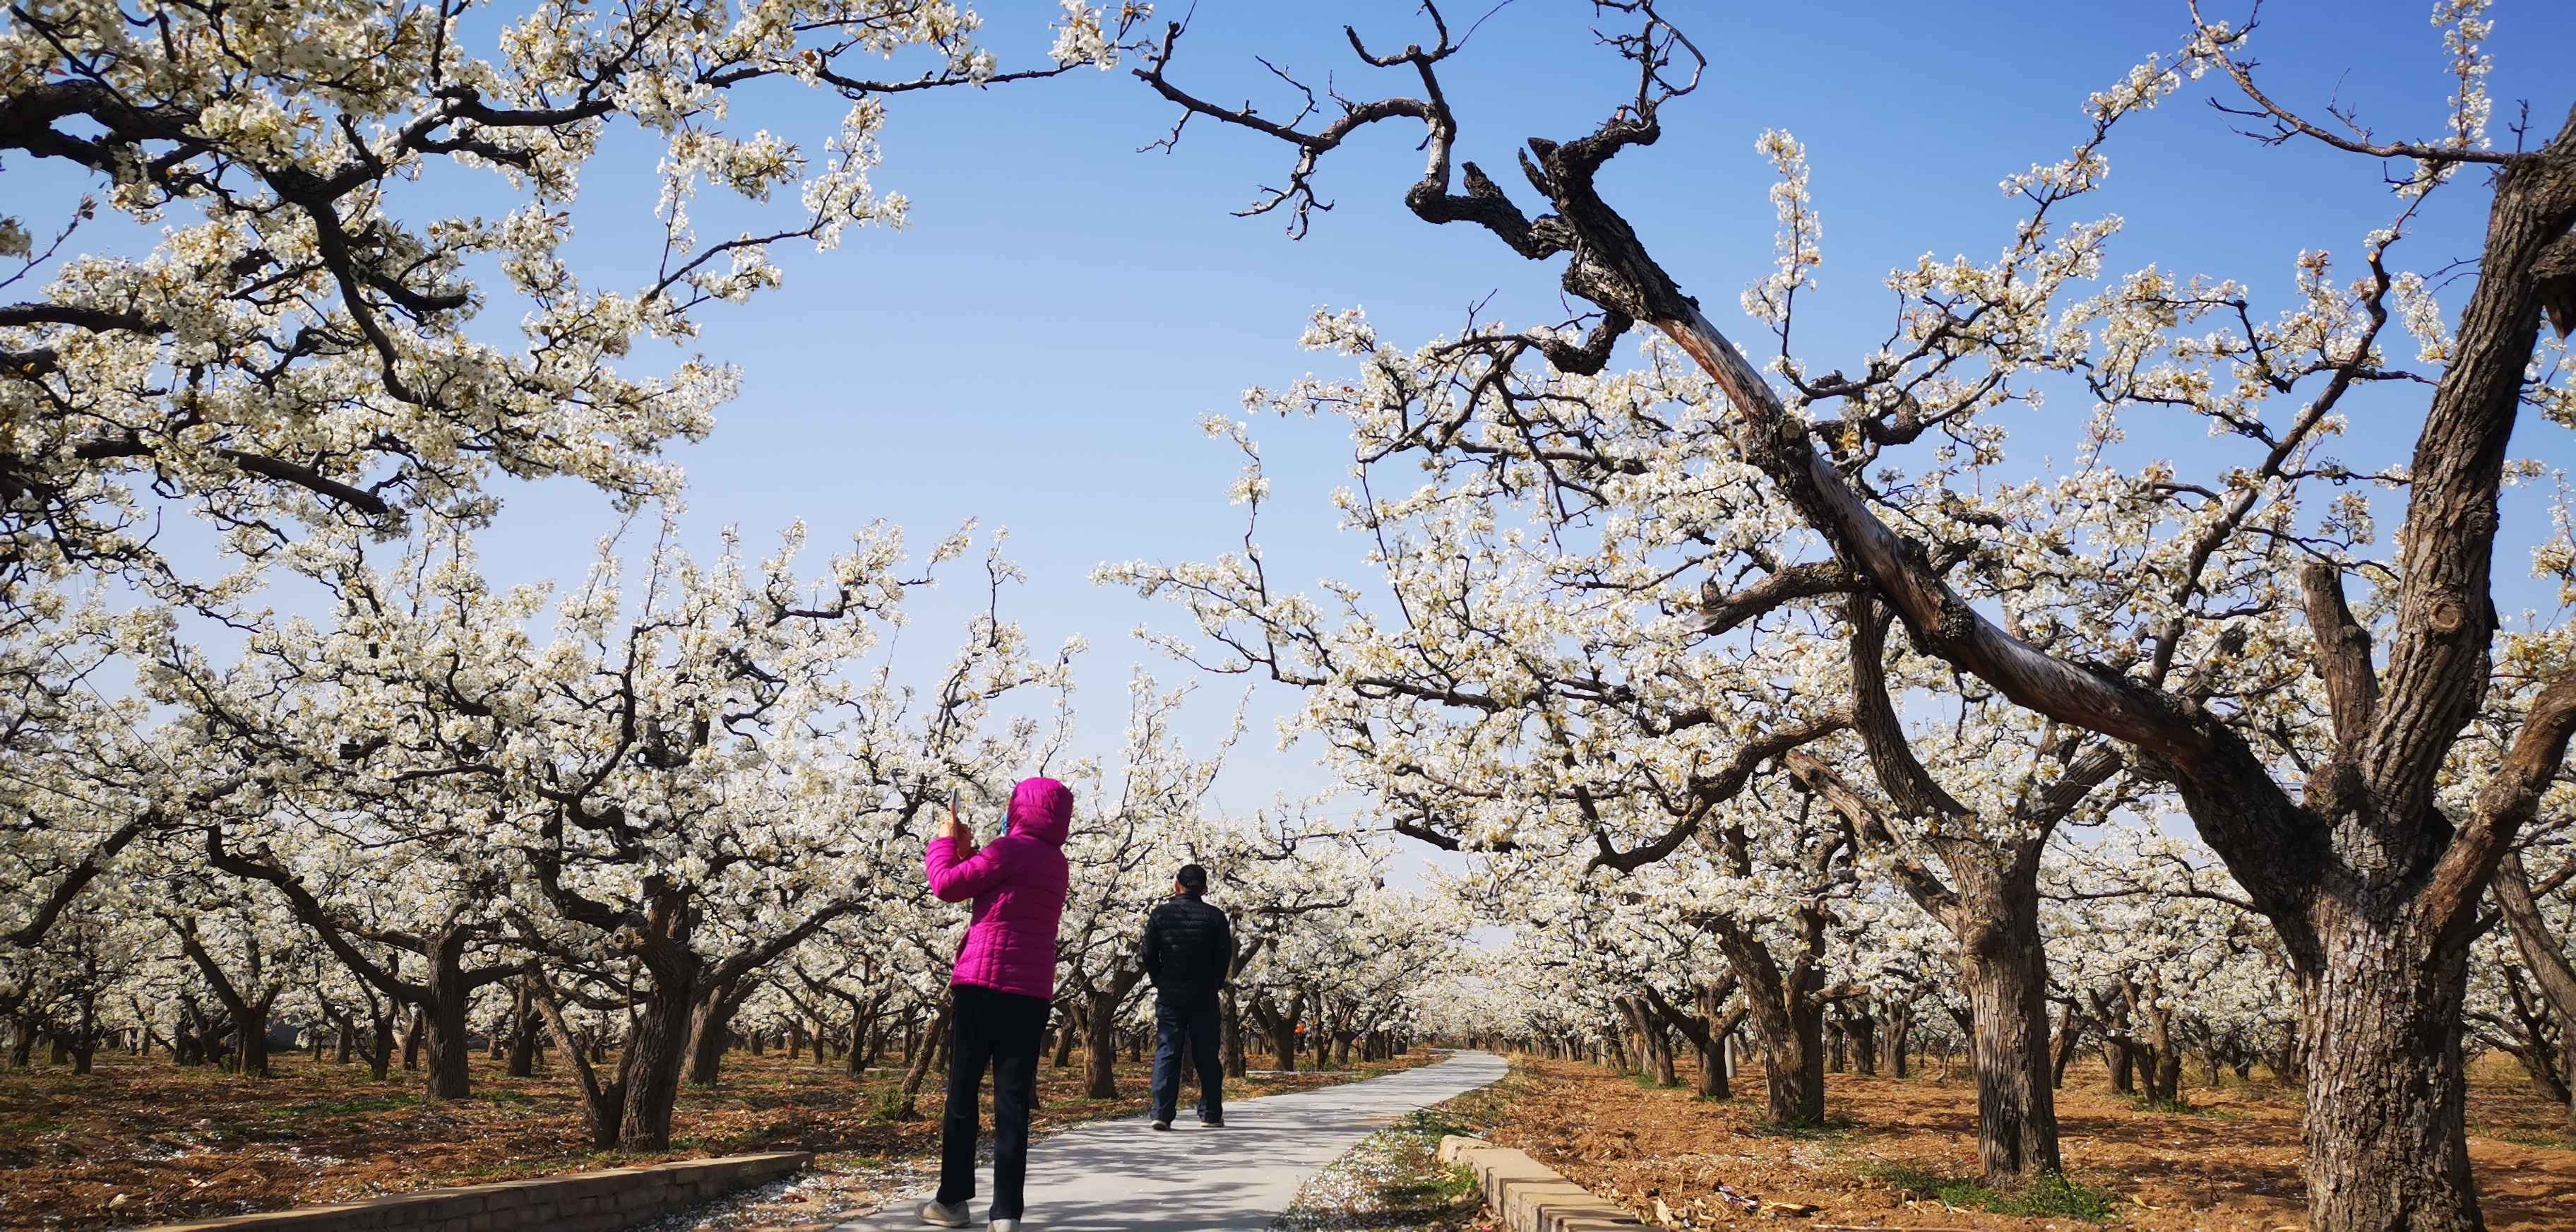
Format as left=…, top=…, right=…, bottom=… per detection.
left=1276, top=1094, right=1491, bottom=1231
left=2495, top=1129, right=2567, bottom=1149
left=289, top=1094, right=419, bottom=1116
left=1864, top=1163, right=2118, bottom=1222
left=1744, top=1110, right=1856, bottom=1140
left=2121, top=1094, right=2242, bottom=1119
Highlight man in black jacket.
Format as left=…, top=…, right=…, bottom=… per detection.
left=1140, top=863, right=1231, bottom=1130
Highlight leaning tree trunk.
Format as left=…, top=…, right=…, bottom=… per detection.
left=895, top=1002, right=950, bottom=1121
left=1708, top=917, right=1824, bottom=1125
left=617, top=946, right=701, bottom=1149
left=684, top=977, right=741, bottom=1088
left=1616, top=995, right=1677, bottom=1088
left=1084, top=969, right=1147, bottom=1099
left=2494, top=851, right=2576, bottom=1137
left=527, top=973, right=626, bottom=1150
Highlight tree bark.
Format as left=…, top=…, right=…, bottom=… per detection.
left=420, top=933, right=474, bottom=1100
left=684, top=976, right=742, bottom=1087
left=1085, top=969, right=1147, bottom=1098
left=616, top=966, right=697, bottom=1149
left=525, top=972, right=624, bottom=1150
left=1707, top=915, right=1824, bottom=1124
left=172, top=921, right=276, bottom=1080
left=2493, top=851, right=2576, bottom=1134
left=506, top=979, right=542, bottom=1077
left=1221, top=988, right=1248, bottom=1078
left=2294, top=906, right=2481, bottom=1231
left=1954, top=856, right=2063, bottom=1177
left=895, top=1002, right=950, bottom=1121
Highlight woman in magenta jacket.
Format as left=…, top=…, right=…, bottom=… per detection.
left=917, top=777, right=1071, bottom=1232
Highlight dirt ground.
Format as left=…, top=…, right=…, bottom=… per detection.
left=1474, top=1055, right=2576, bottom=1231
left=0, top=1046, right=1433, bottom=1231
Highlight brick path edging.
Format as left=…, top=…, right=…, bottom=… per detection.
left=129, top=1151, right=813, bottom=1232
left=1439, top=1135, right=1642, bottom=1232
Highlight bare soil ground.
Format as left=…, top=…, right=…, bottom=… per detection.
left=1472, top=1055, right=2576, bottom=1231
left=0, top=1048, right=1433, bottom=1231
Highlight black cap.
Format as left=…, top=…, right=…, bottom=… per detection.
left=1175, top=864, right=1208, bottom=895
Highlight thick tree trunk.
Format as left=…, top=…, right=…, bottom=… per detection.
left=1952, top=856, right=2063, bottom=1180
left=1679, top=982, right=1740, bottom=1100
left=617, top=980, right=696, bottom=1149
left=684, top=978, right=740, bottom=1087
left=1842, top=1004, right=1879, bottom=1077
left=1709, top=916, right=1824, bottom=1125
left=420, top=937, right=473, bottom=1101
left=1886, top=1000, right=1914, bottom=1080
left=2296, top=908, right=2481, bottom=1232
left=1262, top=992, right=1304, bottom=1073
left=232, top=1004, right=271, bottom=1078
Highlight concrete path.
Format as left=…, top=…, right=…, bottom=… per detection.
left=830, top=1051, right=1507, bottom=1232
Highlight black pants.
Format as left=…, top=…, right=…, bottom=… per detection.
left=1148, top=1001, right=1224, bottom=1125
left=934, top=983, right=1051, bottom=1220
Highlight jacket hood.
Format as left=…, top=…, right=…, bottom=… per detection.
left=1006, top=777, right=1073, bottom=847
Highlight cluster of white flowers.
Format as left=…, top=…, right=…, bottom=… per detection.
left=0, top=0, right=1143, bottom=619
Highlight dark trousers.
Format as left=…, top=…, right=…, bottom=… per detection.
left=1148, top=1001, right=1224, bottom=1125
left=934, top=983, right=1050, bottom=1220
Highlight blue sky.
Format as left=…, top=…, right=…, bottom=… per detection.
left=482, top=0, right=2570, bottom=822
left=47, top=0, right=2576, bottom=834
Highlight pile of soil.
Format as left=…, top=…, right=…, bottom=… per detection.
left=1473, top=1056, right=2575, bottom=1231
left=0, top=1048, right=1433, bottom=1228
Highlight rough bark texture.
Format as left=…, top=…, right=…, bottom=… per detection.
left=617, top=981, right=695, bottom=1149
left=1707, top=915, right=1824, bottom=1125
left=1954, top=857, right=2064, bottom=1177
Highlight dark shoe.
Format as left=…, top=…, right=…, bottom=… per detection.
left=1150, top=1119, right=1171, bottom=1131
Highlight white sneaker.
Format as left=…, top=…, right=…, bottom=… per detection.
left=987, top=1221, right=1020, bottom=1232
left=917, top=1198, right=970, bottom=1228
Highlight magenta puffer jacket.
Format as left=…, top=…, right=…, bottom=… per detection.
left=926, top=777, right=1072, bottom=1000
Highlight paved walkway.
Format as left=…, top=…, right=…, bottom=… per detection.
left=830, top=1050, right=1507, bottom=1232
